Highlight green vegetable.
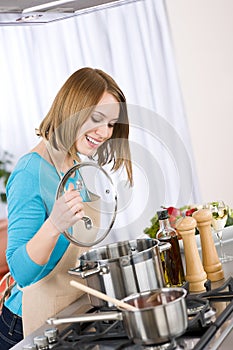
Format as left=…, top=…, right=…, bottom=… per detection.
left=144, top=213, right=160, bottom=238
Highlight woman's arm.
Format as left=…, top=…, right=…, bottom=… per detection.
left=6, top=160, right=84, bottom=286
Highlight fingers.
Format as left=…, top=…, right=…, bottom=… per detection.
left=71, top=201, right=84, bottom=215
left=64, top=185, right=81, bottom=202
left=63, top=190, right=84, bottom=213
left=50, top=184, right=85, bottom=233
left=75, top=209, right=85, bottom=219
left=64, top=184, right=84, bottom=217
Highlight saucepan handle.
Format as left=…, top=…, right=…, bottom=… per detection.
left=47, top=311, right=122, bottom=326
left=68, top=264, right=109, bottom=278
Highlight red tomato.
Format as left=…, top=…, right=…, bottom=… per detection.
left=167, top=206, right=181, bottom=217
left=186, top=208, right=197, bottom=216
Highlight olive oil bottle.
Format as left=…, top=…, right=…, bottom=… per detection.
left=156, top=209, right=185, bottom=287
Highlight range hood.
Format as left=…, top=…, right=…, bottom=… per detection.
left=0, top=0, right=130, bottom=25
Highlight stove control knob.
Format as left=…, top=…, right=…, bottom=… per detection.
left=44, top=327, right=58, bottom=343
left=33, top=335, right=49, bottom=349
left=23, top=344, right=37, bottom=350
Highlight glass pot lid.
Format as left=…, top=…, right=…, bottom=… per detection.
left=56, top=162, right=117, bottom=247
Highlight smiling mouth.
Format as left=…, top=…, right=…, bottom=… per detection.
left=86, top=135, right=101, bottom=146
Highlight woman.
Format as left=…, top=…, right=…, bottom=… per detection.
left=0, top=67, right=133, bottom=349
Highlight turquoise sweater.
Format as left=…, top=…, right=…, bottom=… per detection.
left=5, top=153, right=87, bottom=316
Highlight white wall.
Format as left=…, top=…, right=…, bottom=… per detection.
left=165, top=0, right=233, bottom=208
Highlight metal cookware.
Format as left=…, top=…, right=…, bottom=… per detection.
left=69, top=238, right=171, bottom=307
left=120, top=288, right=188, bottom=345
left=56, top=162, right=117, bottom=247
left=48, top=287, right=188, bottom=345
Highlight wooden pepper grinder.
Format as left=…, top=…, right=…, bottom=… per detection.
left=192, top=209, right=224, bottom=282
left=176, top=216, right=207, bottom=292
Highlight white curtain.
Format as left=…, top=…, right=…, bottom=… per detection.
left=0, top=0, right=201, bottom=243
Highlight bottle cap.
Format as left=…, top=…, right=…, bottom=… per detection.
left=157, top=209, right=169, bottom=220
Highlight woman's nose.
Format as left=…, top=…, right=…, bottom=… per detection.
left=96, top=124, right=111, bottom=138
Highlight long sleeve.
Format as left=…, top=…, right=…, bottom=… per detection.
left=6, top=153, right=68, bottom=287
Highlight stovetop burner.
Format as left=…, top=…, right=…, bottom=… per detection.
left=186, top=297, right=209, bottom=315
left=48, top=302, right=214, bottom=350
left=23, top=277, right=233, bottom=350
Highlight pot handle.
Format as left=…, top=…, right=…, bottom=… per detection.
left=158, top=241, right=171, bottom=253
left=68, top=264, right=109, bottom=278
left=47, top=311, right=122, bottom=326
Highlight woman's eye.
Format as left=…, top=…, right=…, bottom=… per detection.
left=108, top=123, right=116, bottom=128
left=91, top=115, right=102, bottom=123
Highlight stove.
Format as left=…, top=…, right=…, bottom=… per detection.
left=11, top=245, right=233, bottom=350
left=18, top=276, right=233, bottom=350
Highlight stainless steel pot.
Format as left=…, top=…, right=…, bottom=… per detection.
left=68, top=238, right=171, bottom=307
left=121, top=288, right=188, bottom=345
left=48, top=288, right=188, bottom=345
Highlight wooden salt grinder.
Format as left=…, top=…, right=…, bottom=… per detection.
left=176, top=216, right=207, bottom=292
left=192, top=209, right=224, bottom=282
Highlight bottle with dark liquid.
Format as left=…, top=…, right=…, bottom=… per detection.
left=156, top=209, right=185, bottom=287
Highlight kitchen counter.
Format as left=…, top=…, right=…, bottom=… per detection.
left=11, top=232, right=233, bottom=350
left=199, top=235, right=233, bottom=350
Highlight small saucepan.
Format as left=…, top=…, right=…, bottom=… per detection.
left=48, top=287, right=188, bottom=345
left=120, top=288, right=188, bottom=345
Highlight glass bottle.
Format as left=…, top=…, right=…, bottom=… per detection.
left=156, top=209, right=185, bottom=287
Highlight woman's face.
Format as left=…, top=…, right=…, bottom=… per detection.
left=76, top=91, right=120, bottom=156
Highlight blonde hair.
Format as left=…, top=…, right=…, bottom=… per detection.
left=39, top=67, right=133, bottom=185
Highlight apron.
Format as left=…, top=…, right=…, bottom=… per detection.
left=20, top=144, right=100, bottom=337
left=20, top=244, right=87, bottom=337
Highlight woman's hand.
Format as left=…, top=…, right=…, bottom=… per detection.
left=26, top=184, right=84, bottom=265
left=49, top=184, right=84, bottom=234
